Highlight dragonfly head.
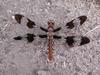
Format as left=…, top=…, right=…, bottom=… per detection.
left=48, top=20, right=55, bottom=28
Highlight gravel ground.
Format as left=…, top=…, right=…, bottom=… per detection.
left=0, top=0, right=100, bottom=75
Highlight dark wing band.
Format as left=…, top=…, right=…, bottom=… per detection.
left=14, top=14, right=24, bottom=24
left=40, top=27, right=48, bottom=32
left=65, top=36, right=90, bottom=47
left=53, top=35, right=61, bottom=39
left=53, top=27, right=61, bottom=32
left=26, top=33, right=36, bottom=42
left=39, top=34, right=47, bottom=38
left=13, top=36, right=23, bottom=40
left=80, top=36, right=90, bottom=46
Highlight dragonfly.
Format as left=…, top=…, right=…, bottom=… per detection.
left=13, top=14, right=90, bottom=61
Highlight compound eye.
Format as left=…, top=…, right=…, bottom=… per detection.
left=51, top=22, right=54, bottom=25
left=48, top=22, right=50, bottom=25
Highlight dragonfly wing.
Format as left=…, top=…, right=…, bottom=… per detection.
left=13, top=36, right=23, bottom=40
left=14, top=14, right=36, bottom=29
left=40, top=27, right=48, bottom=32
left=65, top=36, right=90, bottom=47
left=53, top=35, right=61, bottom=39
left=66, top=16, right=87, bottom=29
left=25, top=33, right=36, bottom=42
left=53, top=27, right=61, bottom=32
left=39, top=34, right=47, bottom=38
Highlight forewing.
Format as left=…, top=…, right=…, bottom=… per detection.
left=40, top=27, right=48, bottom=32
left=53, top=27, right=61, bottom=32
left=14, top=14, right=24, bottom=24
left=14, top=14, right=36, bottom=29
left=66, top=16, right=87, bottom=29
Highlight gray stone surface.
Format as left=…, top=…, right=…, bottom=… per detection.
left=0, top=0, right=100, bottom=75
